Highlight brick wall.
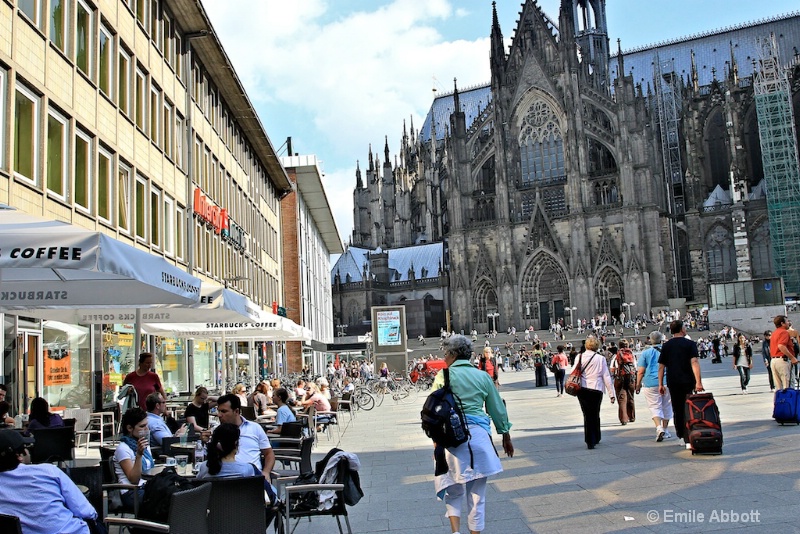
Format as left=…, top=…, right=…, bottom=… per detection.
left=281, top=170, right=302, bottom=372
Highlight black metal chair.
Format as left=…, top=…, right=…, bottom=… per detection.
left=100, top=445, right=140, bottom=518
left=30, top=426, right=75, bottom=466
left=105, top=482, right=212, bottom=534
left=240, top=406, right=257, bottom=421
left=272, top=436, right=314, bottom=479
left=0, top=514, right=22, bottom=534
left=280, top=458, right=356, bottom=534
left=202, top=476, right=269, bottom=534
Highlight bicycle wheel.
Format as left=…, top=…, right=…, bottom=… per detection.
left=355, top=390, right=375, bottom=411
left=399, top=383, right=419, bottom=404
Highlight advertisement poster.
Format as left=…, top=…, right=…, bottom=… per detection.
left=376, top=310, right=401, bottom=346
left=44, top=352, right=71, bottom=386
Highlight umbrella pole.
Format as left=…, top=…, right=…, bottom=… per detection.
left=134, top=308, right=141, bottom=360
left=220, top=331, right=227, bottom=393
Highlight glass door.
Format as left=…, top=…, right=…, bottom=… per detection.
left=16, top=331, right=41, bottom=414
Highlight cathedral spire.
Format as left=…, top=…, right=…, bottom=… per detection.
left=616, top=38, right=624, bottom=78
left=690, top=49, right=699, bottom=92
left=729, top=40, right=739, bottom=85
left=409, top=115, right=416, bottom=144
left=384, top=135, right=390, bottom=164
left=453, top=78, right=460, bottom=114
left=490, top=1, right=505, bottom=84
left=368, top=144, right=374, bottom=172
left=355, top=160, right=362, bottom=189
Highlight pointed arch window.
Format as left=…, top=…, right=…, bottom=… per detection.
left=519, top=100, right=565, bottom=186
left=706, top=225, right=736, bottom=282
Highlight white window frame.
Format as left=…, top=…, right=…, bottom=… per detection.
left=73, top=128, right=93, bottom=213
left=45, top=109, right=69, bottom=200
left=118, top=162, right=132, bottom=234
left=175, top=204, right=185, bottom=260
left=49, top=0, right=69, bottom=53
left=98, top=23, right=114, bottom=98
left=135, top=0, right=149, bottom=34
left=175, top=112, right=184, bottom=169
left=163, top=195, right=174, bottom=255
left=135, top=174, right=148, bottom=241
left=163, top=12, right=173, bottom=68
left=18, top=0, right=42, bottom=28
left=97, top=147, right=114, bottom=224
left=174, top=31, right=183, bottom=80
left=162, top=99, right=172, bottom=158
left=118, top=47, right=132, bottom=114
left=75, top=0, right=94, bottom=79
left=13, top=83, right=40, bottom=185
left=135, top=66, right=147, bottom=131
left=149, top=83, right=160, bottom=145
left=0, top=69, right=6, bottom=171
left=150, top=183, right=162, bottom=249
left=150, top=0, right=161, bottom=50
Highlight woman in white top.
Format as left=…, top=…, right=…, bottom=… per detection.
left=576, top=336, right=616, bottom=449
left=114, top=407, right=154, bottom=509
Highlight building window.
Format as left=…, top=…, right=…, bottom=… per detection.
left=135, top=0, right=148, bottom=33
left=150, top=184, right=161, bottom=248
left=175, top=205, right=185, bottom=260
left=14, top=84, right=40, bottom=184
left=98, top=24, right=114, bottom=97
left=98, top=147, right=113, bottom=223
left=175, top=113, right=184, bottom=169
left=118, top=163, right=131, bottom=233
left=150, top=0, right=161, bottom=49
left=118, top=47, right=131, bottom=114
left=706, top=225, right=736, bottom=283
left=18, top=0, right=41, bottom=27
left=174, top=32, right=183, bottom=78
left=75, top=0, right=93, bottom=79
left=135, top=175, right=147, bottom=240
left=163, top=12, right=173, bottom=67
left=518, top=100, right=565, bottom=186
left=150, top=84, right=160, bottom=145
left=162, top=99, right=172, bottom=158
left=46, top=110, right=69, bottom=198
left=135, top=67, right=147, bottom=130
left=49, top=0, right=68, bottom=53
left=0, top=69, right=5, bottom=170
left=163, top=196, right=174, bottom=255
left=74, top=129, right=92, bottom=211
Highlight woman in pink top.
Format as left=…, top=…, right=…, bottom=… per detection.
left=576, top=336, right=616, bottom=449
left=300, top=383, right=331, bottom=412
left=550, top=346, right=570, bottom=397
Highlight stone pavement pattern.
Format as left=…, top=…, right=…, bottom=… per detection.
left=293, top=356, right=800, bottom=533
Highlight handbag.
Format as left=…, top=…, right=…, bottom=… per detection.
left=565, top=353, right=587, bottom=396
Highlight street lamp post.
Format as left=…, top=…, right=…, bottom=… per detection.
left=336, top=324, right=348, bottom=338
left=487, top=312, right=499, bottom=334
left=622, top=302, right=635, bottom=325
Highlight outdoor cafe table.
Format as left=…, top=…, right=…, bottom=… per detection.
left=142, top=464, right=196, bottom=479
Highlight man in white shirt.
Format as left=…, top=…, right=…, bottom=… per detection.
left=216, top=393, right=274, bottom=479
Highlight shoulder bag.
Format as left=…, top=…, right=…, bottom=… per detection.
left=564, top=353, right=585, bottom=396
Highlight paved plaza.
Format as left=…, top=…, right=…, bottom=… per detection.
left=297, top=353, right=800, bottom=533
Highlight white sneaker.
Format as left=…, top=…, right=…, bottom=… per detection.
left=685, top=443, right=692, bottom=450
left=663, top=430, right=672, bottom=439
left=656, top=430, right=665, bottom=442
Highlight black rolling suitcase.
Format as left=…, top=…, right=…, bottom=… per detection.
left=685, top=392, right=723, bottom=455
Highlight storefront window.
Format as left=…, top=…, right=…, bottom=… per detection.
left=157, top=337, right=186, bottom=394
left=2, top=315, right=17, bottom=406
left=42, top=321, right=91, bottom=409
left=192, top=340, right=215, bottom=391
left=101, top=324, right=137, bottom=406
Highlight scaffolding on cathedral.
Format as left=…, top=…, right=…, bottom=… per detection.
left=754, top=33, right=800, bottom=295
left=654, top=56, right=693, bottom=299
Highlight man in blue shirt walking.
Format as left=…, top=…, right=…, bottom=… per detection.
left=635, top=331, right=674, bottom=442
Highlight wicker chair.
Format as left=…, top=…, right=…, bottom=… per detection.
left=104, top=482, right=212, bottom=534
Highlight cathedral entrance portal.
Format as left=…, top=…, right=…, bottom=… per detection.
left=609, top=298, right=621, bottom=323
left=521, top=253, right=570, bottom=332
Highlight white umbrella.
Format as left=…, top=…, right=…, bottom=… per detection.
left=15, top=284, right=264, bottom=324
left=142, top=316, right=312, bottom=341
left=0, top=206, right=201, bottom=309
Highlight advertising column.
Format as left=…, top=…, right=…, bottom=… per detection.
left=371, top=306, right=408, bottom=375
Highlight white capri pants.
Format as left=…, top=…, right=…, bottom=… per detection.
left=642, top=386, right=673, bottom=420
left=444, top=477, right=488, bottom=532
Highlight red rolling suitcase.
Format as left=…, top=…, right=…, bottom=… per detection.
left=684, top=392, right=723, bottom=455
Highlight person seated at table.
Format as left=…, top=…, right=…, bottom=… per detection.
left=26, top=397, right=65, bottom=430
left=342, top=377, right=355, bottom=394
left=300, top=383, right=331, bottom=413
left=316, top=378, right=332, bottom=400
left=0, top=400, right=15, bottom=427
left=294, top=380, right=307, bottom=402
left=185, top=386, right=217, bottom=432
left=0, top=429, right=102, bottom=534
left=115, top=407, right=154, bottom=510
left=196, top=423, right=257, bottom=479
left=231, top=383, right=248, bottom=407
left=145, top=393, right=190, bottom=447
left=248, top=382, right=270, bottom=416
left=266, top=388, right=296, bottom=435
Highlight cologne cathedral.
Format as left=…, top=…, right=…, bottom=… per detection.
left=337, top=0, right=800, bottom=334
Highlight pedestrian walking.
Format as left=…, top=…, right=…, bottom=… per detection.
left=658, top=320, right=704, bottom=449
left=732, top=334, right=753, bottom=394
left=635, top=331, right=673, bottom=442
left=575, top=336, right=616, bottom=449
left=611, top=340, right=636, bottom=424
left=432, top=335, right=513, bottom=534
left=762, top=331, right=775, bottom=392
left=769, top=315, right=799, bottom=391
left=550, top=345, right=569, bottom=397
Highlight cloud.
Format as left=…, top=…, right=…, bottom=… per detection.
left=202, top=0, right=493, bottom=243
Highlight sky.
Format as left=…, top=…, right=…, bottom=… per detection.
left=201, top=0, right=799, bottom=247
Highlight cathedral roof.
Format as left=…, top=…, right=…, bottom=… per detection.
left=611, top=12, right=800, bottom=88
left=703, top=184, right=732, bottom=207
left=420, top=84, right=492, bottom=142
left=331, top=243, right=443, bottom=283
left=749, top=179, right=766, bottom=200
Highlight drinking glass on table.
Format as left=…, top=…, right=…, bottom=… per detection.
left=175, top=454, right=188, bottom=474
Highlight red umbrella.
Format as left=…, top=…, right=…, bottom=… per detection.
left=335, top=354, right=340, bottom=369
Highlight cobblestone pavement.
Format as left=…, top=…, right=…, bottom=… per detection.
left=294, top=352, right=800, bottom=533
